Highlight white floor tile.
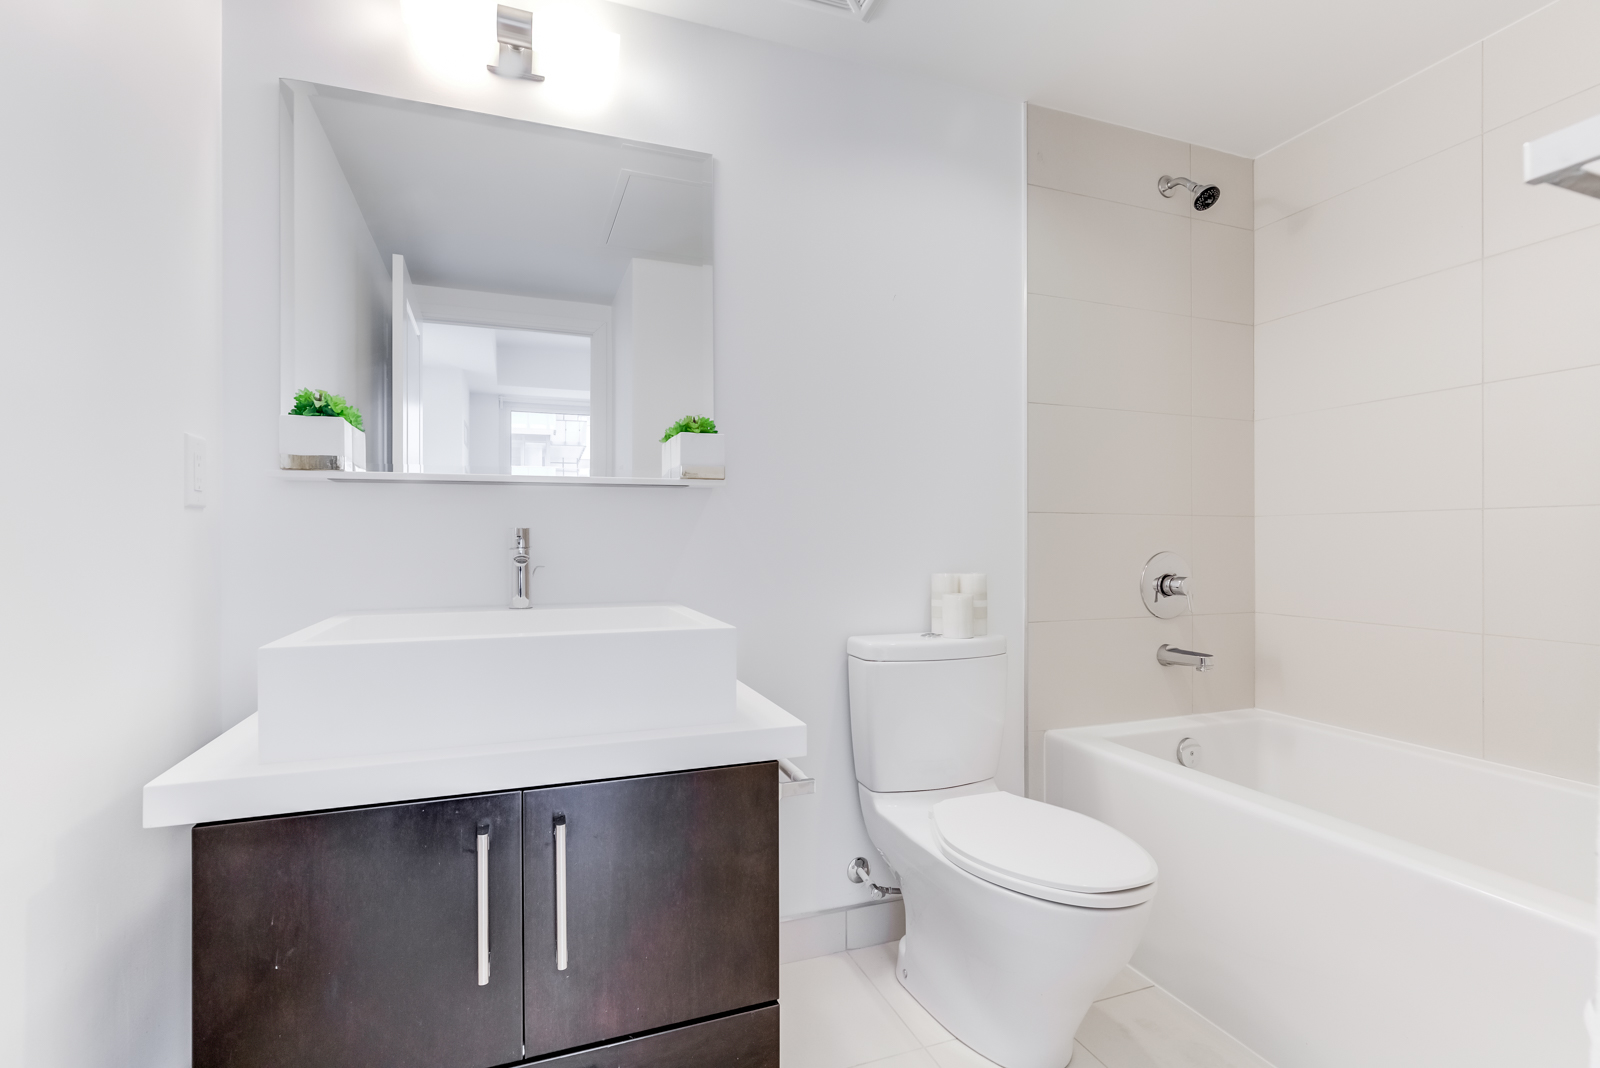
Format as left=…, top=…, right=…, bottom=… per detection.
left=925, top=1038, right=1106, bottom=1068
left=1095, top=965, right=1155, bottom=1002
left=852, top=1050, right=941, bottom=1068
left=1078, top=987, right=1274, bottom=1068
left=1071, top=1044, right=1110, bottom=1068
left=780, top=940, right=1272, bottom=1068
left=848, top=943, right=955, bottom=1046
left=780, top=953, right=921, bottom=1068
left=926, top=1039, right=1004, bottom=1068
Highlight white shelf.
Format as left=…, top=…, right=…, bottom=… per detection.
left=275, top=470, right=721, bottom=488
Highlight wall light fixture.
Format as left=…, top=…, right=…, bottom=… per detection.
left=488, top=5, right=544, bottom=82
left=1525, top=113, right=1600, bottom=199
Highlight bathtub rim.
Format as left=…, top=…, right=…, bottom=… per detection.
left=1043, top=707, right=1595, bottom=936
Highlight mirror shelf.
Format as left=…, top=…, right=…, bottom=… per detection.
left=276, top=471, right=718, bottom=488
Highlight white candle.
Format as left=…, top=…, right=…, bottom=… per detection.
left=958, top=573, right=988, bottom=636
left=930, top=573, right=958, bottom=634
left=942, top=592, right=974, bottom=639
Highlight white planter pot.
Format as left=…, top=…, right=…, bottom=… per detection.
left=661, top=432, right=723, bottom=479
left=280, top=414, right=366, bottom=471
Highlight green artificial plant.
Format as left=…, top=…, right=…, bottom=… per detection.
left=289, top=388, right=364, bottom=431
left=660, top=415, right=717, bottom=443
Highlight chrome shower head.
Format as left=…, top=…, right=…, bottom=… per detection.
left=1157, top=175, right=1221, bottom=211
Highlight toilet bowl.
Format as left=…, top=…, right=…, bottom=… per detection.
left=848, top=633, right=1156, bottom=1068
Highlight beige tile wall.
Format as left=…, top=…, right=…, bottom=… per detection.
left=1025, top=106, right=1255, bottom=798
left=1254, top=0, right=1600, bottom=784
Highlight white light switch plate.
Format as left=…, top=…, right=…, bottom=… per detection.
left=184, top=433, right=206, bottom=509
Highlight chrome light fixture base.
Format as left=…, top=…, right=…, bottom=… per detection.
left=488, top=5, right=545, bottom=81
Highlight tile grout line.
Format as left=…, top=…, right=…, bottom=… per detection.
left=1253, top=214, right=1600, bottom=329
left=1254, top=611, right=1483, bottom=637
left=1026, top=182, right=1255, bottom=234
left=1481, top=72, right=1600, bottom=137
left=1254, top=131, right=1482, bottom=235
left=1029, top=400, right=1253, bottom=423
left=1029, top=287, right=1252, bottom=326
left=1479, top=48, right=1488, bottom=761
left=1255, top=503, right=1600, bottom=517
left=1254, top=358, right=1600, bottom=424
left=1188, top=136, right=1198, bottom=720
left=841, top=946, right=935, bottom=1057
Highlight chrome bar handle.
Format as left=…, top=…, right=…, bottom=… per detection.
left=554, top=814, right=568, bottom=971
left=476, top=820, right=491, bottom=986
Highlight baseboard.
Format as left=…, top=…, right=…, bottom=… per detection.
left=778, top=899, right=906, bottom=964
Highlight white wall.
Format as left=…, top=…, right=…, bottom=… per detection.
left=469, top=392, right=502, bottom=473
left=612, top=258, right=715, bottom=476
left=1254, top=0, right=1600, bottom=783
left=288, top=89, right=390, bottom=443
left=613, top=260, right=636, bottom=472
left=422, top=365, right=470, bottom=473
left=0, top=1, right=220, bottom=1065
left=220, top=0, right=1025, bottom=917
left=1025, top=106, right=1255, bottom=796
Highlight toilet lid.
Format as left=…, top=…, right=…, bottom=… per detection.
left=931, top=793, right=1156, bottom=903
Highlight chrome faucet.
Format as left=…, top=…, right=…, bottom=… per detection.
left=510, top=527, right=540, bottom=609
left=1157, top=645, right=1213, bottom=672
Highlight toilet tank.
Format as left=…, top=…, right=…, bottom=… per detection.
left=847, top=633, right=1007, bottom=792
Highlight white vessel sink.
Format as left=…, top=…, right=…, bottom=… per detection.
left=257, top=604, right=738, bottom=763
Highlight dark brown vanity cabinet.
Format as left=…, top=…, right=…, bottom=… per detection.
left=522, top=762, right=779, bottom=1057
left=192, top=791, right=525, bottom=1068
left=192, top=763, right=777, bottom=1068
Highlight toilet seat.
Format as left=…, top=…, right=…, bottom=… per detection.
left=931, top=792, right=1157, bottom=908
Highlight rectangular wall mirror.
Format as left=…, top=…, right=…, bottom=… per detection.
left=279, top=80, right=714, bottom=479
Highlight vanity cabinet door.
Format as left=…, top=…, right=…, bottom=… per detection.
left=192, top=793, right=523, bottom=1068
left=522, top=762, right=779, bottom=1058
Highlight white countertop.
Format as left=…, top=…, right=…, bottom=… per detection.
left=144, top=682, right=806, bottom=828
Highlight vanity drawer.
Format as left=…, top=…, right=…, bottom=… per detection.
left=526, top=1004, right=778, bottom=1068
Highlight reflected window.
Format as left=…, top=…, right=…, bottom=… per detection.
left=509, top=409, right=590, bottom=477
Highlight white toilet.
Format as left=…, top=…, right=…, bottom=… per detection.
left=848, top=633, right=1156, bottom=1068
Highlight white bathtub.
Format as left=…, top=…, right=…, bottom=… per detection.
left=1044, top=709, right=1595, bottom=1068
